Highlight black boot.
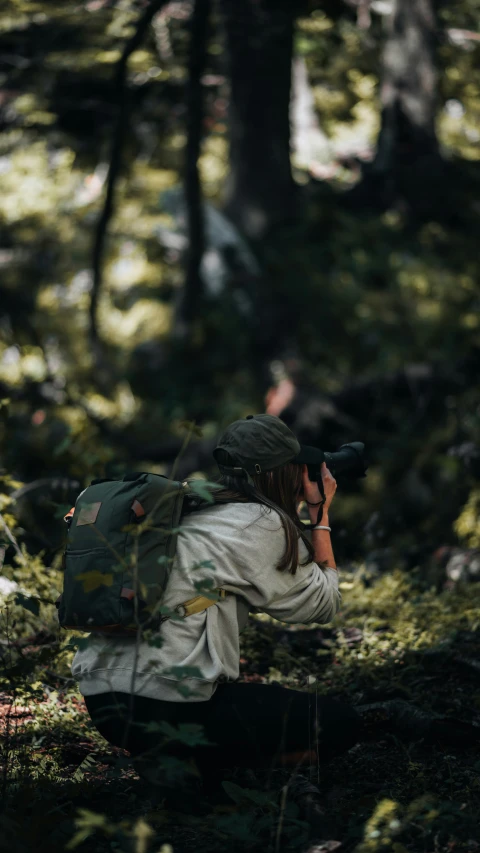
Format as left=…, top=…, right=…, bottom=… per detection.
left=281, top=773, right=341, bottom=844
left=356, top=699, right=480, bottom=746
left=356, top=699, right=432, bottom=741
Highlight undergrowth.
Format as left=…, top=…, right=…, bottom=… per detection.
left=1, top=548, right=480, bottom=853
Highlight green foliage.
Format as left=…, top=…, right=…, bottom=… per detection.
left=1, top=545, right=480, bottom=851
left=1, top=2, right=480, bottom=851
left=222, top=780, right=278, bottom=808
left=72, top=752, right=98, bottom=782
left=192, top=576, right=222, bottom=598
left=187, top=478, right=222, bottom=503
left=65, top=808, right=123, bottom=851
left=453, top=489, right=480, bottom=548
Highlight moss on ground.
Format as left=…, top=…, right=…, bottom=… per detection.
left=1, top=566, right=479, bottom=852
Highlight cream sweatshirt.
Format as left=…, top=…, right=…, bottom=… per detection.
left=72, top=501, right=340, bottom=702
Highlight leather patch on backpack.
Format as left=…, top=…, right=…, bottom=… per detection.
left=120, top=587, right=135, bottom=600
left=132, top=499, right=146, bottom=518
left=77, top=501, right=102, bottom=526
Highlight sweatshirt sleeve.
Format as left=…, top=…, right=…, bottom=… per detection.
left=224, top=506, right=341, bottom=626
left=258, top=563, right=341, bottom=625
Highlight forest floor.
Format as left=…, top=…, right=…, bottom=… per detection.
left=2, top=567, right=480, bottom=853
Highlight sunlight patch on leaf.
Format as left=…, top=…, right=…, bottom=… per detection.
left=76, top=571, right=113, bottom=593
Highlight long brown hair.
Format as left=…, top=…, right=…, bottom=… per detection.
left=211, top=450, right=315, bottom=575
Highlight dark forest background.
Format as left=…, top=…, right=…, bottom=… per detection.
left=1, top=1, right=480, bottom=852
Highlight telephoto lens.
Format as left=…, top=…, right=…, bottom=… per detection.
left=307, top=442, right=368, bottom=483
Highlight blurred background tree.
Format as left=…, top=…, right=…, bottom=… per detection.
left=1, top=0, right=480, bottom=576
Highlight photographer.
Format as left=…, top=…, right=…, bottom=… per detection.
left=72, top=412, right=477, bottom=833
left=75, top=415, right=363, bottom=802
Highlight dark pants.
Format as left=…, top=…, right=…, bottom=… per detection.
left=85, top=683, right=362, bottom=788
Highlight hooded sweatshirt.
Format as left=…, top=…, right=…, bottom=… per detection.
left=72, top=501, right=340, bottom=702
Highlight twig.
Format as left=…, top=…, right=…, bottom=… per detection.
left=10, top=478, right=80, bottom=501
left=447, top=27, right=480, bottom=45
left=0, top=513, right=27, bottom=565
left=169, top=421, right=198, bottom=482
left=275, top=782, right=288, bottom=853
left=44, top=670, right=76, bottom=684
left=1, top=604, right=16, bottom=801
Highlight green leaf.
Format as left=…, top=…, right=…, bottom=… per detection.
left=187, top=479, right=221, bottom=504
left=194, top=575, right=216, bottom=589
left=220, top=781, right=247, bottom=805
left=157, top=754, right=200, bottom=782
left=191, top=559, right=216, bottom=572
left=65, top=808, right=110, bottom=850
left=193, top=578, right=221, bottom=599
left=157, top=603, right=183, bottom=619
left=53, top=433, right=73, bottom=457
left=146, top=635, right=164, bottom=648
left=72, top=753, right=97, bottom=782
left=178, top=420, right=204, bottom=438
left=221, top=781, right=275, bottom=808
left=68, top=637, right=91, bottom=651
left=170, top=682, right=200, bottom=699
left=214, top=811, right=258, bottom=842
left=164, top=664, right=205, bottom=679
left=14, top=592, right=40, bottom=616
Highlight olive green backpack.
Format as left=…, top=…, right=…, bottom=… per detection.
left=55, top=472, right=228, bottom=635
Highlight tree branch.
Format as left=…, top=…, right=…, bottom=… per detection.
left=0, top=513, right=27, bottom=565
left=447, top=28, right=480, bottom=46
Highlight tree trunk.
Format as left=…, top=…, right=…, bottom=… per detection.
left=221, top=0, right=296, bottom=241
left=371, top=0, right=444, bottom=208
left=179, top=0, right=210, bottom=336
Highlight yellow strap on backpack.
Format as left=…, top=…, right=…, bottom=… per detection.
left=175, top=588, right=228, bottom=618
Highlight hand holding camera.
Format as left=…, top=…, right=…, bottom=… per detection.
left=301, top=462, right=337, bottom=524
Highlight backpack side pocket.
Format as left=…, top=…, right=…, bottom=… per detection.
left=58, top=547, right=127, bottom=631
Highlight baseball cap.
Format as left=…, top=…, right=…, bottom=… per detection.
left=213, top=414, right=324, bottom=481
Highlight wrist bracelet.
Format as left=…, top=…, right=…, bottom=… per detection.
left=313, top=524, right=331, bottom=532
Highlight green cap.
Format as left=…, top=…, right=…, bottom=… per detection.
left=213, top=414, right=301, bottom=484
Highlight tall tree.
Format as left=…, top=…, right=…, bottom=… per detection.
left=179, top=0, right=210, bottom=338
left=369, top=0, right=444, bottom=210
left=221, top=0, right=297, bottom=241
